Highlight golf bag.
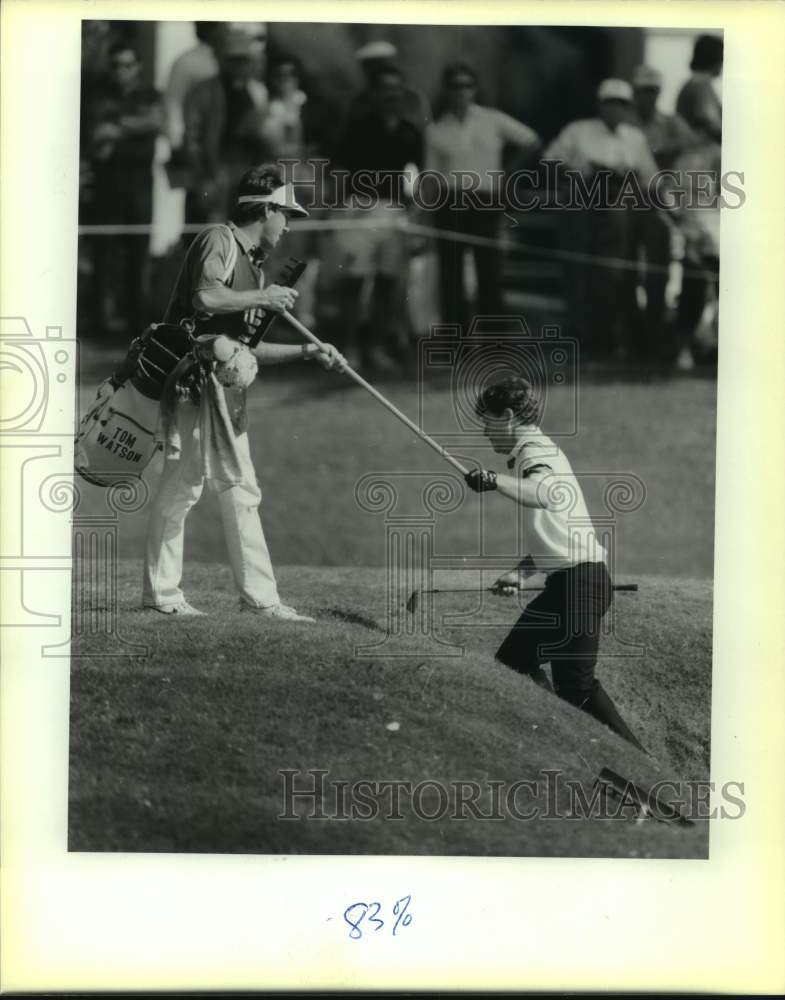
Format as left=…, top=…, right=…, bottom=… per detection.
left=74, top=246, right=307, bottom=487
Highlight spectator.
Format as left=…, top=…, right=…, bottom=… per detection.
left=263, top=56, right=309, bottom=160
left=632, top=65, right=694, bottom=169
left=331, top=65, right=423, bottom=372
left=347, top=40, right=431, bottom=132
left=84, top=40, right=163, bottom=335
left=670, top=132, right=721, bottom=371
left=229, top=22, right=268, bottom=81
left=181, top=28, right=270, bottom=223
left=543, top=78, right=657, bottom=357
left=424, top=63, right=540, bottom=329
left=676, top=34, right=723, bottom=143
left=627, top=65, right=693, bottom=358
left=261, top=54, right=324, bottom=328
left=164, top=21, right=227, bottom=176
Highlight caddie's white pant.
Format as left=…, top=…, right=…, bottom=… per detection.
left=142, top=401, right=280, bottom=611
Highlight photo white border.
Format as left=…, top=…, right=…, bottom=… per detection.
left=1, top=0, right=784, bottom=991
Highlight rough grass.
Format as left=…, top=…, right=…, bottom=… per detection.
left=70, top=355, right=715, bottom=857
left=68, top=565, right=711, bottom=858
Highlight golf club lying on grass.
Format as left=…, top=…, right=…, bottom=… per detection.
left=405, top=583, right=638, bottom=614
left=281, top=310, right=470, bottom=475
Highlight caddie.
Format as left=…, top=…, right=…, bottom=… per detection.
left=464, top=375, right=646, bottom=752
left=143, top=163, right=344, bottom=621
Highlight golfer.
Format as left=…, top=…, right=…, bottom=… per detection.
left=143, top=163, right=344, bottom=622
left=465, top=375, right=646, bottom=752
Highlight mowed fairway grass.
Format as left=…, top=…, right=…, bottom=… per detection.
left=70, top=359, right=716, bottom=856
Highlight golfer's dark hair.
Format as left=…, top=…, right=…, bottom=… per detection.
left=475, top=376, right=543, bottom=425
left=690, top=34, right=723, bottom=72
left=230, top=164, right=285, bottom=225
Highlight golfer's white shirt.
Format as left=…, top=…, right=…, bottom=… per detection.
left=506, top=428, right=607, bottom=572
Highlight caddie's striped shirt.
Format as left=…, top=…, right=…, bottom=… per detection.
left=505, top=427, right=607, bottom=572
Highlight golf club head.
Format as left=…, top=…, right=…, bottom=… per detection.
left=405, top=590, right=419, bottom=614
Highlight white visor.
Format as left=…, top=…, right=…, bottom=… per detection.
left=236, top=183, right=309, bottom=217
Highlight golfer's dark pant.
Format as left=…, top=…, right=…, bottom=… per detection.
left=495, top=562, right=612, bottom=707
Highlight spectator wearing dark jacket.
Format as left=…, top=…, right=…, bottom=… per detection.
left=182, top=29, right=270, bottom=223
left=676, top=34, right=723, bottom=143
left=331, top=65, right=423, bottom=372
left=84, top=40, right=163, bottom=334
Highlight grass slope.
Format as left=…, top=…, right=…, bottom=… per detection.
left=69, top=564, right=711, bottom=858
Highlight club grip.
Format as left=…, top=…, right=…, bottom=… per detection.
left=612, top=584, right=638, bottom=591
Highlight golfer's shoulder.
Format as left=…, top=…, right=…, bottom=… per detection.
left=518, top=431, right=559, bottom=472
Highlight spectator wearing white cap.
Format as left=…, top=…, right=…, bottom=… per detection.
left=543, top=78, right=657, bottom=357
left=347, top=39, right=431, bottom=132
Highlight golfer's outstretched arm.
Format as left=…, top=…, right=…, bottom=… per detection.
left=494, top=471, right=552, bottom=509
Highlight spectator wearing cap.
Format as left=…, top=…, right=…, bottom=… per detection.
left=543, top=78, right=658, bottom=357
left=346, top=40, right=432, bottom=133
left=181, top=28, right=270, bottom=223
left=676, top=34, right=723, bottom=143
left=627, top=65, right=694, bottom=358
left=83, top=40, right=164, bottom=335
left=423, top=63, right=541, bottom=329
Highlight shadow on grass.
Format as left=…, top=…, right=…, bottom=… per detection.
left=324, top=606, right=386, bottom=633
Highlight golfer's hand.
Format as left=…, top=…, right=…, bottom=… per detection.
left=465, top=468, right=498, bottom=493
left=261, top=285, right=299, bottom=313
left=491, top=570, right=522, bottom=596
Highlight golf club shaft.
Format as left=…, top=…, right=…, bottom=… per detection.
left=425, top=584, right=639, bottom=595
left=281, top=310, right=470, bottom=476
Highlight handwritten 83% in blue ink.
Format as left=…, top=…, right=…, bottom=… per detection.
left=343, top=895, right=413, bottom=939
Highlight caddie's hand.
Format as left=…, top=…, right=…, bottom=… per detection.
left=465, top=468, right=498, bottom=493
left=490, top=570, right=522, bottom=596
left=262, top=284, right=299, bottom=314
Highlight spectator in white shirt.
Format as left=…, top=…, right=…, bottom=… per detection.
left=544, top=78, right=658, bottom=358
left=423, top=63, right=540, bottom=328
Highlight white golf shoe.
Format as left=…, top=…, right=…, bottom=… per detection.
left=147, top=601, right=206, bottom=616
left=243, top=602, right=316, bottom=623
